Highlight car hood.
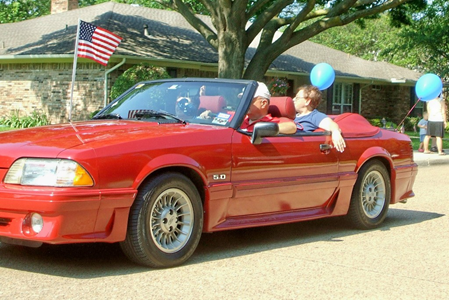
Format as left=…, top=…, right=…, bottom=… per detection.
left=0, top=120, right=216, bottom=167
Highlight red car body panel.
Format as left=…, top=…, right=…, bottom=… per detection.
left=0, top=85, right=417, bottom=248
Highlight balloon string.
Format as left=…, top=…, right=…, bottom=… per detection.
left=396, top=98, right=421, bottom=131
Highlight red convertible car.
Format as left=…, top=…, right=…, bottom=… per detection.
left=0, top=78, right=417, bottom=268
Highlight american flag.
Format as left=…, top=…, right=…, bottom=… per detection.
left=77, top=20, right=122, bottom=66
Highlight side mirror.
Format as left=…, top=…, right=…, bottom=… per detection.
left=251, top=122, right=279, bottom=144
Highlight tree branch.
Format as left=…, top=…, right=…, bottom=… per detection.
left=327, top=0, right=358, bottom=17
left=247, top=0, right=276, bottom=17
left=153, top=0, right=219, bottom=49
left=247, top=0, right=294, bottom=46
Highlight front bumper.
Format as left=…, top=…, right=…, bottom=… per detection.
left=0, top=185, right=136, bottom=245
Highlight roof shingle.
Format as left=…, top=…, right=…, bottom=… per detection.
left=0, top=2, right=421, bottom=83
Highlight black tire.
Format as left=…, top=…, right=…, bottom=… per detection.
left=346, top=160, right=391, bottom=230
left=120, top=172, right=203, bottom=268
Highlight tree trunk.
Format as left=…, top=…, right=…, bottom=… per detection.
left=215, top=14, right=247, bottom=79
left=243, top=45, right=282, bottom=81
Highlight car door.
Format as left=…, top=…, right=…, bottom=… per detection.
left=228, top=131, right=339, bottom=218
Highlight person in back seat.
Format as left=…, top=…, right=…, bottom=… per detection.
left=241, top=82, right=296, bottom=134
left=293, top=85, right=346, bottom=152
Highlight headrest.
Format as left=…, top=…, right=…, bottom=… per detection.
left=268, top=97, right=296, bottom=119
left=199, top=96, right=226, bottom=113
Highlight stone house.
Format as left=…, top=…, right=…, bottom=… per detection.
left=0, top=0, right=424, bottom=124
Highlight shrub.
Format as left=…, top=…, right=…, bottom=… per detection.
left=368, top=118, right=383, bottom=127
left=368, top=117, right=397, bottom=129
left=110, top=63, right=171, bottom=100
left=403, top=116, right=419, bottom=132
left=0, top=110, right=49, bottom=129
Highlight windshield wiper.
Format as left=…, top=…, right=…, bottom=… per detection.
left=134, top=110, right=186, bottom=124
left=92, top=113, right=122, bottom=120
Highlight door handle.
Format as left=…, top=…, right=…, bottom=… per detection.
left=320, top=144, right=332, bottom=151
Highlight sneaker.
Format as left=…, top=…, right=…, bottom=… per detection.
left=418, top=149, right=424, bottom=152
left=431, top=146, right=438, bottom=152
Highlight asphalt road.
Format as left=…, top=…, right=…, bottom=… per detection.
left=0, top=163, right=448, bottom=300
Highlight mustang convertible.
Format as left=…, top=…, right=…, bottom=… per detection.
left=0, top=78, right=417, bottom=268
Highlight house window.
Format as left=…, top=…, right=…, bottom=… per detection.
left=332, top=83, right=353, bottom=114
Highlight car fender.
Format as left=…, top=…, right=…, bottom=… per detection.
left=355, top=146, right=394, bottom=175
left=133, top=153, right=208, bottom=189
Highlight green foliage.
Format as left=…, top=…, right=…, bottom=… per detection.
left=310, top=14, right=403, bottom=63
left=311, top=0, right=447, bottom=81
left=0, top=0, right=112, bottom=24
left=112, top=0, right=207, bottom=14
left=0, top=110, right=49, bottom=128
left=368, top=118, right=397, bottom=129
left=368, top=118, right=383, bottom=127
left=110, top=63, right=171, bottom=100
left=368, top=116, right=425, bottom=133
left=403, top=116, right=419, bottom=132
left=0, top=0, right=50, bottom=23
left=383, top=0, right=449, bottom=80
left=90, top=110, right=101, bottom=119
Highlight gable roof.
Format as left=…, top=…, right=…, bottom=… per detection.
left=0, top=1, right=421, bottom=84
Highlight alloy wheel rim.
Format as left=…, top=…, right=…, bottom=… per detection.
left=149, top=188, right=194, bottom=253
left=361, top=170, right=386, bottom=218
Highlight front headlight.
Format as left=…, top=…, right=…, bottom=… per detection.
left=4, top=158, right=94, bottom=187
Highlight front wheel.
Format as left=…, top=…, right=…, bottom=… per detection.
left=346, top=160, right=391, bottom=229
left=120, top=173, right=203, bottom=268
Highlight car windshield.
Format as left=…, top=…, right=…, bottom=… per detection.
left=94, top=80, right=248, bottom=126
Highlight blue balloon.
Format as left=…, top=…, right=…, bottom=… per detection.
left=310, top=63, right=335, bottom=90
left=415, top=73, right=442, bottom=101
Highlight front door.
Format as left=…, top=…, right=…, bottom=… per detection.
left=228, top=131, right=340, bottom=218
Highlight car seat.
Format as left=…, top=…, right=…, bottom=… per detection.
left=199, top=96, right=226, bottom=113
left=268, top=97, right=296, bottom=119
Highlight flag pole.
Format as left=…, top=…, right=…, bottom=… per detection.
left=69, top=19, right=81, bottom=122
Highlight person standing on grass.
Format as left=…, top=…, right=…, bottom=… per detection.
left=417, top=112, right=428, bottom=152
left=423, top=94, right=447, bottom=155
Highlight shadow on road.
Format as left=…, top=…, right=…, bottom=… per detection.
left=0, top=207, right=443, bottom=278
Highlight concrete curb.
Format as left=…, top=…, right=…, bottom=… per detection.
left=413, top=149, right=449, bottom=166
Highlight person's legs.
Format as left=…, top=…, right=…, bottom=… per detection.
left=419, top=134, right=425, bottom=151
left=423, top=135, right=431, bottom=153
left=436, top=137, right=444, bottom=154
left=431, top=137, right=438, bottom=152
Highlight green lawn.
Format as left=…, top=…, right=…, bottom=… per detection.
left=405, top=131, right=449, bottom=150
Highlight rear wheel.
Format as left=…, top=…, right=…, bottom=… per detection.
left=346, top=160, right=391, bottom=229
left=120, top=173, right=203, bottom=268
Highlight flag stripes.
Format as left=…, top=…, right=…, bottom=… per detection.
left=77, top=20, right=122, bottom=66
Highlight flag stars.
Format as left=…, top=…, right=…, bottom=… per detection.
left=79, top=21, right=96, bottom=42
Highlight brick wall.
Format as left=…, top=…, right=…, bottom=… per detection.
left=0, top=63, right=106, bottom=124
left=51, top=0, right=79, bottom=14
left=0, top=62, right=415, bottom=125
left=361, top=84, right=412, bottom=123
left=0, top=64, right=222, bottom=124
